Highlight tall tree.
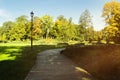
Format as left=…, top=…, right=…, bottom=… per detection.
left=102, top=0, right=120, bottom=26
left=0, top=21, right=15, bottom=41
left=33, top=16, right=42, bottom=39
left=40, top=15, right=54, bottom=38
left=79, top=9, right=93, bottom=41
left=103, top=25, right=118, bottom=44
left=53, top=15, right=78, bottom=42
left=102, top=0, right=120, bottom=43
left=54, top=15, right=69, bottom=41
left=9, top=15, right=29, bottom=41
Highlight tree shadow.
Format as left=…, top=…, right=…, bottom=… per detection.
left=0, top=44, right=62, bottom=80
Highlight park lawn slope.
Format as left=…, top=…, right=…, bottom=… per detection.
left=62, top=44, right=120, bottom=80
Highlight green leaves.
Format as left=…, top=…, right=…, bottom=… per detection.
left=40, top=15, right=54, bottom=38
left=78, top=10, right=94, bottom=41
left=0, top=11, right=95, bottom=43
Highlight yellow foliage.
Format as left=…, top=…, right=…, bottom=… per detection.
left=102, top=0, right=120, bottom=26
left=33, top=17, right=42, bottom=34
left=104, top=26, right=118, bottom=37
left=55, top=20, right=62, bottom=26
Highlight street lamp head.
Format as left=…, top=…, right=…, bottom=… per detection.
left=30, top=11, right=34, bottom=17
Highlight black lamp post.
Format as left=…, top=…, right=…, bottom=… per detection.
left=30, top=11, right=34, bottom=49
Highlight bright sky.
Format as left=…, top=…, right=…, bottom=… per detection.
left=0, top=0, right=119, bottom=31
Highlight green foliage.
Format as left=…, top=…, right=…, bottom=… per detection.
left=0, top=10, right=95, bottom=43
left=79, top=9, right=92, bottom=28
left=78, top=10, right=94, bottom=42
left=40, top=15, right=54, bottom=38
left=1, top=3, right=120, bottom=44
left=0, top=21, right=14, bottom=41
left=52, top=15, right=78, bottom=42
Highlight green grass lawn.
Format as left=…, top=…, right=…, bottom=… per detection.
left=0, top=42, right=63, bottom=80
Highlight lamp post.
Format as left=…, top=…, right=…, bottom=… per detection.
left=30, top=11, right=34, bottom=49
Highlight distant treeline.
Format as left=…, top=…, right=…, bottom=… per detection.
left=0, top=0, right=120, bottom=44
left=0, top=10, right=95, bottom=42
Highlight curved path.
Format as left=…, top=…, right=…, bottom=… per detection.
left=25, top=49, right=96, bottom=80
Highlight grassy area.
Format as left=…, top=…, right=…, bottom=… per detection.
left=62, top=44, right=120, bottom=80
left=0, top=42, right=63, bottom=80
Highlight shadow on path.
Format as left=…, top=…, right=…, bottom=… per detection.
left=25, top=49, right=96, bottom=80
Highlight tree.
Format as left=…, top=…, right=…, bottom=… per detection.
left=0, top=21, right=15, bottom=41
left=86, top=26, right=94, bottom=42
left=54, top=15, right=68, bottom=40
left=103, top=26, right=118, bottom=44
left=40, top=15, right=54, bottom=38
left=9, top=15, right=29, bottom=41
left=102, top=0, right=120, bottom=26
left=54, top=15, right=74, bottom=41
left=102, top=0, right=120, bottom=43
left=78, top=9, right=93, bottom=41
left=33, top=16, right=42, bottom=39
left=79, top=10, right=92, bottom=27
left=0, top=12, right=95, bottom=43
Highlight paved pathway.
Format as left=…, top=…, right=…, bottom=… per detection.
left=25, top=49, right=96, bottom=80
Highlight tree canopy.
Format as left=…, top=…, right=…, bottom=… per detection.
left=1, top=1, right=120, bottom=44
left=102, top=0, right=120, bottom=43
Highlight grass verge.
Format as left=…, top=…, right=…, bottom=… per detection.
left=0, top=43, right=63, bottom=80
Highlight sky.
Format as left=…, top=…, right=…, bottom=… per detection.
left=0, top=0, right=119, bottom=31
